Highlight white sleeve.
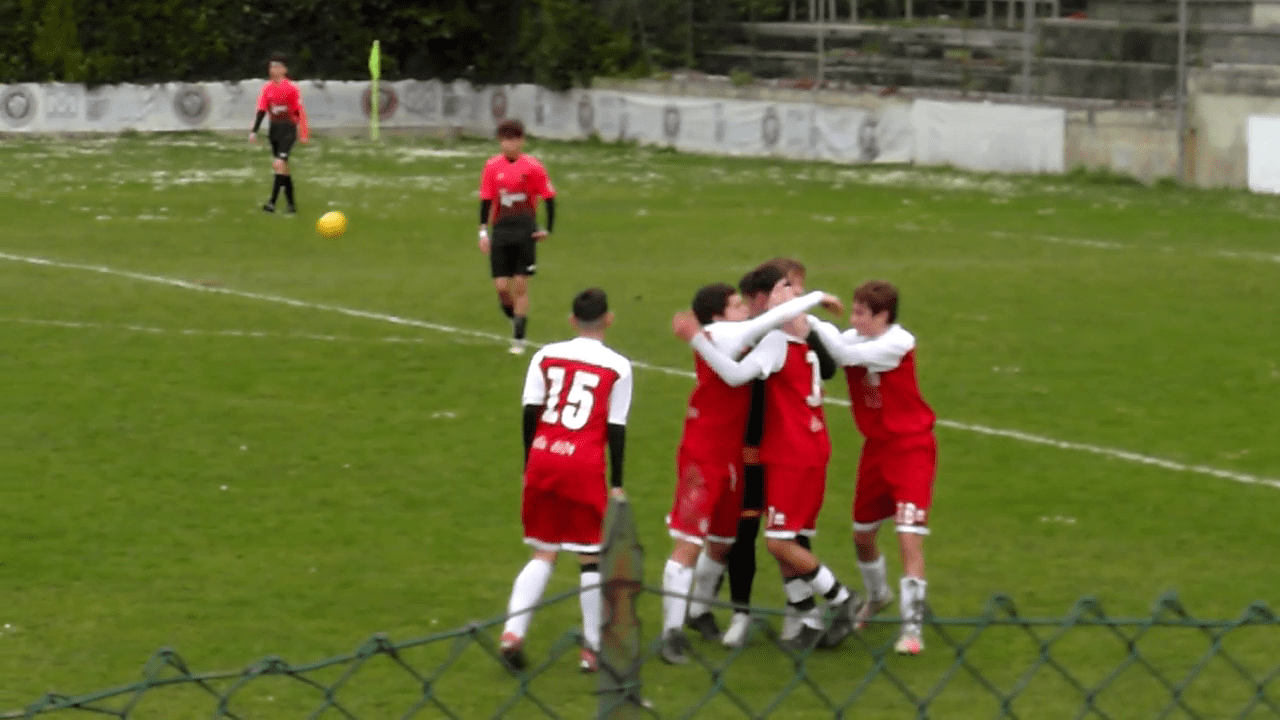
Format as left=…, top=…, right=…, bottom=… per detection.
left=690, top=330, right=787, bottom=387
left=520, top=352, right=548, bottom=406
left=708, top=290, right=827, bottom=358
left=607, top=361, right=633, bottom=425
left=813, top=323, right=914, bottom=373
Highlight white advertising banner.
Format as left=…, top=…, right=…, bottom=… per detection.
left=911, top=99, right=1065, bottom=173
left=1, top=78, right=1066, bottom=174
left=1246, top=115, right=1280, bottom=194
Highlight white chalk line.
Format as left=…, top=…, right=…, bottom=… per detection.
left=3, top=250, right=1277, bottom=492
left=0, top=317, right=475, bottom=346
left=987, top=231, right=1280, bottom=265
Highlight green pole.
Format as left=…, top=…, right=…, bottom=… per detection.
left=369, top=40, right=381, bottom=141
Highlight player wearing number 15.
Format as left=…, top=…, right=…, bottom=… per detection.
left=500, top=288, right=633, bottom=675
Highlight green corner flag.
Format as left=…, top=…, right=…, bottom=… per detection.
left=369, top=40, right=381, bottom=141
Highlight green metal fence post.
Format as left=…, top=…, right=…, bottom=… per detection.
left=596, top=495, right=647, bottom=720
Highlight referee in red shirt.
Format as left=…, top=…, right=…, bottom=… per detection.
left=249, top=52, right=310, bottom=214
left=478, top=119, right=557, bottom=355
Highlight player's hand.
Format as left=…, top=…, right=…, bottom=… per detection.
left=610, top=487, right=627, bottom=501
left=477, top=232, right=491, bottom=254
left=671, top=310, right=702, bottom=343
left=300, top=136, right=310, bottom=145
left=533, top=230, right=550, bottom=242
left=819, top=293, right=845, bottom=316
left=248, top=132, right=257, bottom=143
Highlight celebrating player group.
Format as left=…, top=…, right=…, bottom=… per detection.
left=498, top=269, right=937, bottom=674
left=473, top=118, right=938, bottom=673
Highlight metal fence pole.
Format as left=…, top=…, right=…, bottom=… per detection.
left=686, top=0, right=694, bottom=67
left=1021, top=0, right=1034, bottom=100
left=596, top=496, right=646, bottom=719
left=817, top=0, right=826, bottom=86
left=1176, top=0, right=1189, bottom=182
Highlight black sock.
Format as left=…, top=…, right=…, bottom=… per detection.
left=797, top=534, right=812, bottom=551
left=727, top=514, right=761, bottom=612
left=513, top=316, right=527, bottom=340
left=499, top=300, right=515, bottom=319
left=269, top=174, right=284, bottom=204
left=282, top=175, right=295, bottom=206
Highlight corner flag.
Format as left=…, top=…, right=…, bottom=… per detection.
left=369, top=40, right=381, bottom=141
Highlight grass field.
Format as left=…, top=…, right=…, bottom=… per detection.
left=1, top=131, right=1278, bottom=719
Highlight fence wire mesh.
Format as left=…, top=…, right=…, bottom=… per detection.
left=6, top=499, right=1278, bottom=719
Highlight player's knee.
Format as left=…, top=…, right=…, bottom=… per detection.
left=272, top=159, right=286, bottom=174
left=764, top=536, right=791, bottom=557
left=510, top=277, right=529, bottom=296
left=853, top=530, right=878, bottom=551
left=494, top=278, right=511, bottom=294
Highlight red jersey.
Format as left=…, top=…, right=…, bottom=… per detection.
left=479, top=154, right=555, bottom=225
left=845, top=347, right=936, bottom=439
left=813, top=323, right=937, bottom=440
left=678, top=348, right=753, bottom=466
left=256, top=79, right=309, bottom=140
left=754, top=332, right=831, bottom=467
left=521, top=337, right=633, bottom=485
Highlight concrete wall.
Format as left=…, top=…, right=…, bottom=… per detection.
left=1188, top=67, right=1280, bottom=187
left=1065, top=107, right=1180, bottom=182
left=596, top=74, right=1280, bottom=189
left=599, top=77, right=1180, bottom=182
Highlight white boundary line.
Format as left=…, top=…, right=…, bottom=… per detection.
left=0, top=317, right=466, bottom=345
left=4, top=250, right=1277, bottom=491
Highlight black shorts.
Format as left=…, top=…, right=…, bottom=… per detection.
left=490, top=217, right=538, bottom=278
left=269, top=122, right=297, bottom=161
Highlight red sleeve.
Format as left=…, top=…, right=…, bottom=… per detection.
left=256, top=83, right=269, bottom=111
left=535, top=161, right=556, bottom=199
left=479, top=161, right=497, bottom=200
left=290, top=85, right=309, bottom=141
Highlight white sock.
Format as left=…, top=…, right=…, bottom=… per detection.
left=687, top=554, right=726, bottom=618
left=503, top=558, right=554, bottom=638
left=662, top=559, right=694, bottom=632
left=784, top=576, right=822, bottom=630
left=807, top=565, right=850, bottom=605
left=579, top=567, right=602, bottom=651
left=858, top=556, right=892, bottom=601
left=900, top=576, right=927, bottom=634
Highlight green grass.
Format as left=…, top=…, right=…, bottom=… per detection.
left=1, top=132, right=1278, bottom=718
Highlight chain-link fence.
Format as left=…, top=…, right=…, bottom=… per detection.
left=6, top=499, right=1278, bottom=719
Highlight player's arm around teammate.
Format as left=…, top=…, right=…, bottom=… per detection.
left=809, top=281, right=938, bottom=656
left=477, top=119, right=557, bottom=355
left=675, top=280, right=859, bottom=653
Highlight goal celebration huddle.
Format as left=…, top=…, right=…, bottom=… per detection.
left=466, top=118, right=939, bottom=674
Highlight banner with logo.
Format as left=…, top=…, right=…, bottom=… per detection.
left=1, top=78, right=1064, bottom=174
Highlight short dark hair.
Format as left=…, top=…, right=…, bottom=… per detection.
left=691, top=283, right=736, bottom=325
left=572, top=287, right=609, bottom=323
left=854, top=280, right=899, bottom=323
left=269, top=52, right=289, bottom=66
left=738, top=263, right=786, bottom=298
left=496, top=119, right=525, bottom=139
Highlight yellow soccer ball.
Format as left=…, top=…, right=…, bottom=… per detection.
left=316, top=211, right=347, bottom=238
